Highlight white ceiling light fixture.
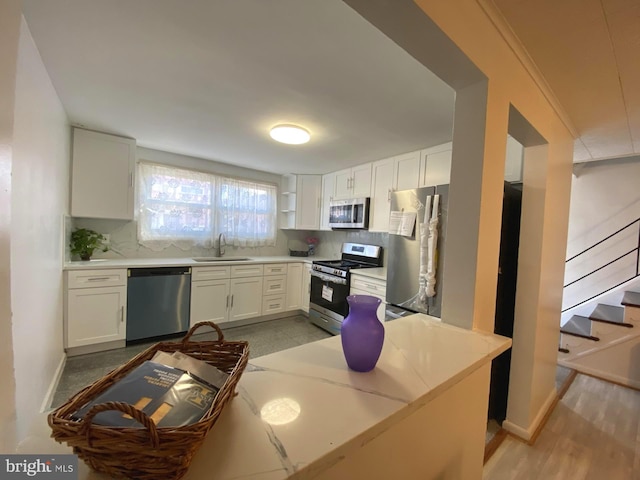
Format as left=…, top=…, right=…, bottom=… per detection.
left=269, top=124, right=311, bottom=145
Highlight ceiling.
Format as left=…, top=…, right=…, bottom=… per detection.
left=22, top=1, right=639, bottom=174
left=21, top=0, right=455, bottom=175
left=493, top=0, right=640, bottom=163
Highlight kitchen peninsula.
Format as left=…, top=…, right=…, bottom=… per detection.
left=22, top=314, right=510, bottom=479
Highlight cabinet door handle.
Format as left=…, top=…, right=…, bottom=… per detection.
left=120, top=305, right=124, bottom=323
left=231, top=294, right=234, bottom=308
left=226, top=295, right=229, bottom=308
left=88, top=277, right=110, bottom=282
left=129, top=172, right=133, bottom=187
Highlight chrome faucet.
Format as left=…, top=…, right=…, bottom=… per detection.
left=217, top=233, right=226, bottom=257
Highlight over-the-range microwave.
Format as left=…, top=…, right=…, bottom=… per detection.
left=328, top=197, right=370, bottom=229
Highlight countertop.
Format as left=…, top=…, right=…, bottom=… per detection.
left=64, top=255, right=322, bottom=270
left=20, top=314, right=510, bottom=479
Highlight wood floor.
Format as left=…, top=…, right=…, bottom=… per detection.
left=483, top=373, right=640, bottom=479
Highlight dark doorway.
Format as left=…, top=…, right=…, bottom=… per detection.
left=488, top=181, right=522, bottom=422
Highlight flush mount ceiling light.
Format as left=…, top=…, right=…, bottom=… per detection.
left=269, top=124, right=311, bottom=145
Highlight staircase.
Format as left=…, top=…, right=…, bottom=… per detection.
left=559, top=291, right=640, bottom=389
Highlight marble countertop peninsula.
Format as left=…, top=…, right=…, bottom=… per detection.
left=21, top=314, right=510, bottom=479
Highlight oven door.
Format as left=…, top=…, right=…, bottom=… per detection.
left=309, top=271, right=349, bottom=317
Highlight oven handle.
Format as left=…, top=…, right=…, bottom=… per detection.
left=310, top=270, right=348, bottom=285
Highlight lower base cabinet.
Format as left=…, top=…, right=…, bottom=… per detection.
left=229, top=277, right=264, bottom=321
left=190, top=279, right=230, bottom=327
left=67, top=286, right=127, bottom=347
left=65, top=269, right=128, bottom=349
left=350, top=275, right=387, bottom=321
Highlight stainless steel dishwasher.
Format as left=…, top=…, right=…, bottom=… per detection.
left=126, top=266, right=191, bottom=342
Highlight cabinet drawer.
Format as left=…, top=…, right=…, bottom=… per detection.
left=262, top=295, right=286, bottom=315
left=192, top=266, right=231, bottom=281
left=264, top=263, right=287, bottom=276
left=231, top=264, right=264, bottom=278
left=67, top=269, right=127, bottom=289
left=351, top=276, right=386, bottom=295
left=263, top=275, right=286, bottom=295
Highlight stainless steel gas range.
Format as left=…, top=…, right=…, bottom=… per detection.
left=309, top=243, right=383, bottom=335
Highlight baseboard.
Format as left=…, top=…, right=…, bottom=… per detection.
left=502, top=386, right=557, bottom=443
left=40, top=353, right=66, bottom=413
left=558, top=360, right=640, bottom=390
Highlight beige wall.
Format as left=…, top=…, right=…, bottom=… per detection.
left=416, top=0, right=575, bottom=437
left=11, top=17, right=69, bottom=440
left=0, top=0, right=21, bottom=453
left=345, top=0, right=574, bottom=437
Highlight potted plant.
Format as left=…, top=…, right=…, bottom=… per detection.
left=70, top=228, right=109, bottom=261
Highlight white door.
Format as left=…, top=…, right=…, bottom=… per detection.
left=369, top=158, right=395, bottom=232
left=67, top=286, right=126, bottom=348
left=229, top=277, right=263, bottom=321
left=302, top=263, right=312, bottom=313
left=393, top=151, right=421, bottom=191
left=351, top=163, right=372, bottom=198
left=190, top=279, right=230, bottom=326
left=296, top=175, right=322, bottom=230
left=320, top=174, right=335, bottom=230
left=71, top=128, right=135, bottom=220
left=334, top=168, right=352, bottom=199
left=420, top=143, right=452, bottom=187
left=286, top=263, right=303, bottom=310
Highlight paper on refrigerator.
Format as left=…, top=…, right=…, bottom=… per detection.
left=389, top=211, right=417, bottom=237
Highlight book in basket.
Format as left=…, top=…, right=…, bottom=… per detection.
left=72, top=360, right=220, bottom=428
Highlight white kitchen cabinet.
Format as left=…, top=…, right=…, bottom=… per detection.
left=320, top=173, right=335, bottom=231
left=280, top=174, right=322, bottom=230
left=420, top=142, right=452, bottom=187
left=393, top=151, right=422, bottom=191
left=350, top=274, right=387, bottom=321
left=71, top=128, right=136, bottom=220
left=369, top=157, right=395, bottom=233
left=190, top=279, right=231, bottom=326
left=190, top=266, right=232, bottom=326
left=229, top=277, right=264, bottom=321
left=286, top=262, right=303, bottom=311
left=302, top=263, right=312, bottom=313
left=65, top=269, right=127, bottom=349
left=333, top=164, right=372, bottom=200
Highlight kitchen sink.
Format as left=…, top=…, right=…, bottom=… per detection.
left=192, top=257, right=251, bottom=262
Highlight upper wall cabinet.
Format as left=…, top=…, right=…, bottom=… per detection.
left=319, top=173, right=335, bottom=231
left=280, top=174, right=322, bottom=230
left=333, top=164, right=372, bottom=200
left=420, top=142, right=452, bottom=187
left=71, top=128, right=136, bottom=220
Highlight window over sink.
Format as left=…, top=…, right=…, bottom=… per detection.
left=137, top=162, right=277, bottom=249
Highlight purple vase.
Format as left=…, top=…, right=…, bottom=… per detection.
left=341, top=295, right=384, bottom=372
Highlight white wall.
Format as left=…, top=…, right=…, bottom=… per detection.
left=0, top=0, right=21, bottom=454
left=74, top=146, right=289, bottom=259
left=10, top=17, right=69, bottom=440
left=563, top=157, right=640, bottom=312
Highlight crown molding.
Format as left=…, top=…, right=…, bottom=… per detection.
left=475, top=0, right=580, bottom=139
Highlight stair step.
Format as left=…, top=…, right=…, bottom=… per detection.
left=589, top=304, right=633, bottom=328
left=622, top=291, right=640, bottom=308
left=560, top=315, right=600, bottom=341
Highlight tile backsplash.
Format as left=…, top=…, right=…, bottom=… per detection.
left=67, top=218, right=389, bottom=265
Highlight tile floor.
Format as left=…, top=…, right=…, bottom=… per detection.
left=51, top=315, right=331, bottom=409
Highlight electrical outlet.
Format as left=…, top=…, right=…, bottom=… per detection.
left=103, top=234, right=111, bottom=245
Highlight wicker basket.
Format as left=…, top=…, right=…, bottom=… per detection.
left=48, top=321, right=249, bottom=480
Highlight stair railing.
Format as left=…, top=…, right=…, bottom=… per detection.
left=562, top=217, right=640, bottom=312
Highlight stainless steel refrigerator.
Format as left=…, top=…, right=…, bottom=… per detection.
left=386, top=185, right=449, bottom=318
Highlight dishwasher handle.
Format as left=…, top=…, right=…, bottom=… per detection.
left=128, top=266, right=191, bottom=277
